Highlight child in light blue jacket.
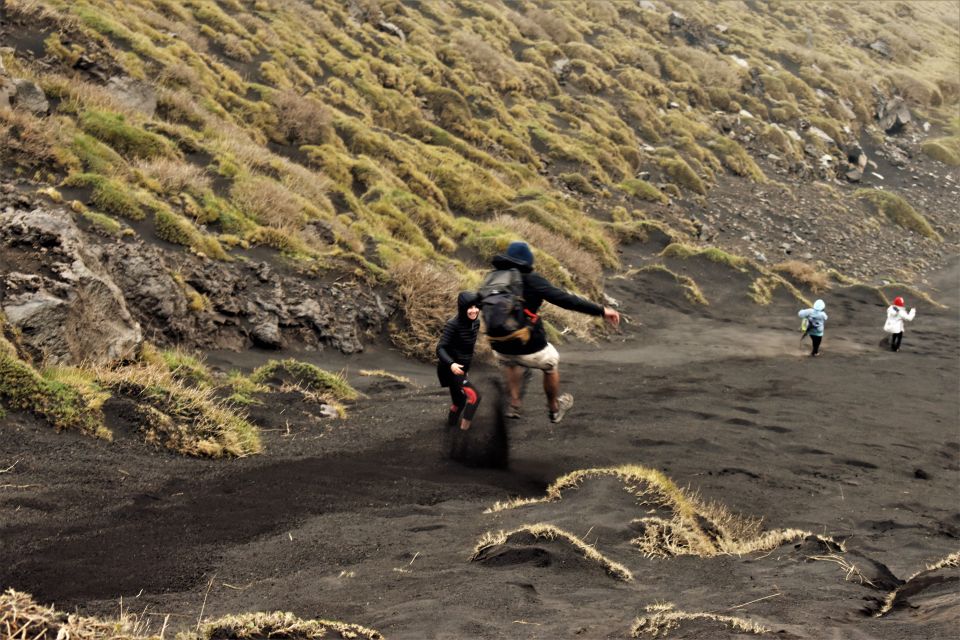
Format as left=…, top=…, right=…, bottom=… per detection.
left=798, top=299, right=828, bottom=357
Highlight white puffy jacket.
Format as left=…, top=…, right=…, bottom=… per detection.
left=884, top=305, right=915, bottom=333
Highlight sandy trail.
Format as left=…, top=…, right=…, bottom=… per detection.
left=1, top=262, right=957, bottom=639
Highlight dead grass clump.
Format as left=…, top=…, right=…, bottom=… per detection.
left=231, top=174, right=308, bottom=228
left=472, top=523, right=633, bottom=582
left=0, top=588, right=163, bottom=640
left=485, top=465, right=814, bottom=559
left=389, top=259, right=463, bottom=361
left=135, top=157, right=211, bottom=196
left=192, top=611, right=383, bottom=640
left=632, top=602, right=769, bottom=637
left=270, top=89, right=334, bottom=145
left=0, top=107, right=60, bottom=167
left=773, top=260, right=831, bottom=292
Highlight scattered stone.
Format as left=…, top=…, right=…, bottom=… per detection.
left=637, top=0, right=658, bottom=11
left=868, top=39, right=892, bottom=58
left=871, top=172, right=884, bottom=180
left=668, top=11, right=685, bottom=29
left=807, top=126, right=836, bottom=146
left=11, top=79, right=49, bottom=115
left=105, top=76, right=157, bottom=117
left=845, top=168, right=864, bottom=182
left=738, top=109, right=753, bottom=119
left=376, top=20, right=405, bottom=42
left=551, top=57, right=571, bottom=84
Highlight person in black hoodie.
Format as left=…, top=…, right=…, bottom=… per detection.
left=436, top=291, right=482, bottom=430
left=487, top=241, right=619, bottom=424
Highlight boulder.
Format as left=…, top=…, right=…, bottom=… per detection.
left=11, top=79, right=49, bottom=115
left=105, top=76, right=157, bottom=117
left=376, top=20, right=405, bottom=43
left=878, top=97, right=911, bottom=134
left=251, top=315, right=283, bottom=348
left=845, top=167, right=864, bottom=182
left=0, top=208, right=142, bottom=365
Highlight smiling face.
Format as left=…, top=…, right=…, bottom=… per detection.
left=466, top=305, right=480, bottom=321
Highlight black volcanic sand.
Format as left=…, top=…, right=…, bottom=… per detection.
left=1, top=258, right=958, bottom=640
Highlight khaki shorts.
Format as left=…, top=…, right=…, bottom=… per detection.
left=496, top=343, right=559, bottom=373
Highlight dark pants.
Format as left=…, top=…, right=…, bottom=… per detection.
left=891, top=332, right=903, bottom=351
left=447, top=376, right=481, bottom=425
left=810, top=334, right=822, bottom=355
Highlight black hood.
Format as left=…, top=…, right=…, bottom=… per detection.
left=457, top=291, right=480, bottom=320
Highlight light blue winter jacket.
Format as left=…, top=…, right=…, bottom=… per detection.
left=798, top=308, right=828, bottom=336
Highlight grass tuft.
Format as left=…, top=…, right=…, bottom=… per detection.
left=485, top=465, right=820, bottom=558
left=472, top=523, right=634, bottom=582
left=192, top=611, right=383, bottom=640
left=250, top=359, right=358, bottom=402
left=856, top=189, right=941, bottom=240
left=632, top=602, right=769, bottom=637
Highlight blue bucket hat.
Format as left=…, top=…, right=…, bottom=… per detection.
left=505, top=241, right=534, bottom=268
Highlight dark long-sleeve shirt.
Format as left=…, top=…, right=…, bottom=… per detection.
left=489, top=256, right=603, bottom=355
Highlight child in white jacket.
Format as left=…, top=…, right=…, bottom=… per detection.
left=884, top=296, right=916, bottom=352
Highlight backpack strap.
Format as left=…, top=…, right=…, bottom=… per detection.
left=486, top=326, right=532, bottom=344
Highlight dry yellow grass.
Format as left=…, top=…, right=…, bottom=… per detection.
left=472, top=523, right=634, bottom=582
left=485, top=465, right=821, bottom=558
left=192, top=611, right=383, bottom=640
left=0, top=588, right=163, bottom=640
left=389, top=258, right=464, bottom=361
left=773, top=260, right=831, bottom=293
left=632, top=602, right=769, bottom=637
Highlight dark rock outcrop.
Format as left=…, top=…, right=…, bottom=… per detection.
left=0, top=207, right=142, bottom=365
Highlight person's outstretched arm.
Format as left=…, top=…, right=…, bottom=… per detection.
left=527, top=273, right=603, bottom=315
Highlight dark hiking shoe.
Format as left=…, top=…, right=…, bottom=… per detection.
left=549, top=393, right=574, bottom=424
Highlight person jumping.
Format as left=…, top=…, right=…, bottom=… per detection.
left=479, top=241, right=619, bottom=424
left=436, top=291, right=482, bottom=430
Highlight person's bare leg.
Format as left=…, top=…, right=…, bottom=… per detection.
left=543, top=369, right=560, bottom=413
left=505, top=365, right=524, bottom=410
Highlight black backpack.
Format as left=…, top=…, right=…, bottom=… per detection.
left=478, top=268, right=533, bottom=344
